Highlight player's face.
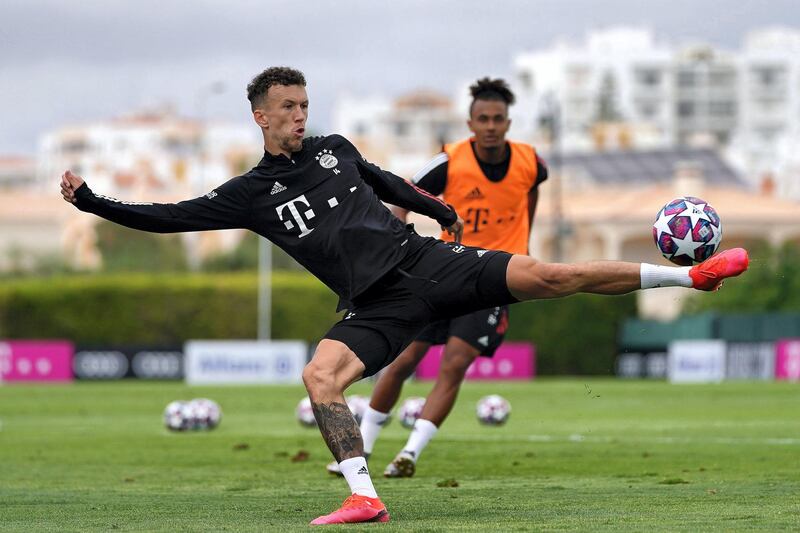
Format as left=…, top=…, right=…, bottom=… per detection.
left=468, top=100, right=510, bottom=150
left=257, top=84, right=309, bottom=155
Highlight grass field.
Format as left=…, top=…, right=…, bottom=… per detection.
left=1, top=379, right=798, bottom=531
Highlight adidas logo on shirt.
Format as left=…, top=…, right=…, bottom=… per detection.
left=466, top=187, right=484, bottom=199
left=270, top=181, right=287, bottom=195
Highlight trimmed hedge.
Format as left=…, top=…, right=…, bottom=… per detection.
left=505, top=294, right=637, bottom=375
left=0, top=272, right=339, bottom=345
left=0, top=273, right=636, bottom=374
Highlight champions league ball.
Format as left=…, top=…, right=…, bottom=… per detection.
left=163, top=400, right=193, bottom=431
left=476, top=395, right=511, bottom=426
left=296, top=396, right=317, bottom=427
left=653, top=197, right=722, bottom=266
left=189, top=398, right=222, bottom=430
left=346, top=395, right=370, bottom=425
left=163, top=399, right=222, bottom=431
left=398, top=396, right=426, bottom=429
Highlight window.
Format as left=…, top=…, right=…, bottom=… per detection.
left=637, top=102, right=658, bottom=118
left=709, top=101, right=736, bottom=116
left=752, top=67, right=785, bottom=88
left=394, top=121, right=409, bottom=137
left=567, top=65, right=590, bottom=87
left=518, top=71, right=534, bottom=91
left=709, top=71, right=735, bottom=87
left=677, top=71, right=696, bottom=87
left=677, top=101, right=695, bottom=117
left=635, top=69, right=661, bottom=86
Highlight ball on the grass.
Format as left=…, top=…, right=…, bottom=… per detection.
left=163, top=400, right=192, bottom=431
left=398, top=396, right=426, bottom=429
left=296, top=396, right=317, bottom=427
left=345, top=394, right=369, bottom=425
left=476, top=394, right=511, bottom=426
left=189, top=398, right=222, bottom=430
left=653, top=196, right=722, bottom=266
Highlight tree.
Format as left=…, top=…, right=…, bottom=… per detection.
left=95, top=220, right=187, bottom=272
left=684, top=241, right=800, bottom=313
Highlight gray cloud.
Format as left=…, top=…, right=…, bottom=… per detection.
left=2, top=0, right=798, bottom=153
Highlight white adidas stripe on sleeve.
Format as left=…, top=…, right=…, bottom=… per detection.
left=411, top=152, right=448, bottom=184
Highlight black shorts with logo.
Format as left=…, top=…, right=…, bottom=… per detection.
left=323, top=235, right=518, bottom=377
left=415, top=305, right=510, bottom=358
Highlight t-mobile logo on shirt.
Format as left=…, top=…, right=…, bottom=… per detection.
left=276, top=194, right=316, bottom=238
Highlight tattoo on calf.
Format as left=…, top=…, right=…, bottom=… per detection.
left=311, top=401, right=364, bottom=462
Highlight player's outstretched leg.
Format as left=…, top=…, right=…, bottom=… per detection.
left=326, top=342, right=429, bottom=476
left=304, top=340, right=389, bottom=525
left=505, top=248, right=749, bottom=300
left=385, top=338, right=478, bottom=478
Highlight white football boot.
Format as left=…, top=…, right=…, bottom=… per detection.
left=383, top=450, right=416, bottom=478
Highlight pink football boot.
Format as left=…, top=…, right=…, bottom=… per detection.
left=689, top=248, right=750, bottom=291
left=310, top=494, right=390, bottom=525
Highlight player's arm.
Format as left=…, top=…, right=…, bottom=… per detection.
left=391, top=152, right=449, bottom=224
left=528, top=154, right=549, bottom=231
left=355, top=156, right=456, bottom=226
left=60, top=170, right=251, bottom=233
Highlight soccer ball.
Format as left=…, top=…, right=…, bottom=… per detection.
left=476, top=394, right=511, bottom=426
left=163, top=400, right=192, bottom=431
left=398, top=396, right=426, bottom=429
left=296, top=396, right=317, bottom=427
left=653, top=196, right=722, bottom=266
left=189, top=398, right=222, bottom=430
left=346, top=394, right=369, bottom=425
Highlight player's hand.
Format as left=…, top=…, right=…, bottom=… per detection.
left=60, top=170, right=85, bottom=204
left=443, top=217, right=464, bottom=243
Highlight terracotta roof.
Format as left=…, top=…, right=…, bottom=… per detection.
left=537, top=183, right=800, bottom=223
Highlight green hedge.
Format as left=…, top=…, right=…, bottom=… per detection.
left=0, top=273, right=636, bottom=374
left=505, top=294, right=637, bottom=375
left=0, top=272, right=339, bottom=345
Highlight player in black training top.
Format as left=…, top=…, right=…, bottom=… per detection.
left=60, top=66, right=749, bottom=526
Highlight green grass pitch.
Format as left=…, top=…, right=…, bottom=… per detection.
left=1, top=379, right=798, bottom=531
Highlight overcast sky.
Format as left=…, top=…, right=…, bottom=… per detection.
left=2, top=0, right=799, bottom=155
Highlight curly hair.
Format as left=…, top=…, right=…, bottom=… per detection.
left=469, top=77, right=515, bottom=114
left=247, top=67, right=306, bottom=111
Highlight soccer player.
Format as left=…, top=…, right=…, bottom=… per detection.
left=60, top=66, right=749, bottom=526
left=326, top=77, right=547, bottom=479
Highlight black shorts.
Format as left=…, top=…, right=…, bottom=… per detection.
left=416, top=305, right=510, bottom=358
left=324, top=236, right=517, bottom=377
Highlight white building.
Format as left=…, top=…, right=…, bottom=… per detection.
left=333, top=89, right=469, bottom=177
left=732, top=28, right=800, bottom=196
left=0, top=156, right=36, bottom=189
left=513, top=26, right=800, bottom=196
left=34, top=109, right=262, bottom=268
left=38, top=108, right=261, bottom=198
left=513, top=28, right=675, bottom=151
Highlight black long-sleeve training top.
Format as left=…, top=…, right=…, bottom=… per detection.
left=74, top=134, right=457, bottom=303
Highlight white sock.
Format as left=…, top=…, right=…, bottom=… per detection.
left=402, top=418, right=438, bottom=461
left=360, top=407, right=390, bottom=455
left=338, top=457, right=378, bottom=498
left=640, top=263, right=692, bottom=289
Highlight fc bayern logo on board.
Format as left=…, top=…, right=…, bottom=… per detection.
left=316, top=149, right=338, bottom=169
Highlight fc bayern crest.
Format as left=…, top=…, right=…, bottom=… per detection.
left=316, top=149, right=338, bottom=169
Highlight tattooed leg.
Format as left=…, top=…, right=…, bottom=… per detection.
left=302, top=339, right=368, bottom=462
left=311, top=400, right=364, bottom=462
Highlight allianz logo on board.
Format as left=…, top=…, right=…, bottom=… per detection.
left=678, top=359, right=720, bottom=371
left=199, top=357, right=266, bottom=373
